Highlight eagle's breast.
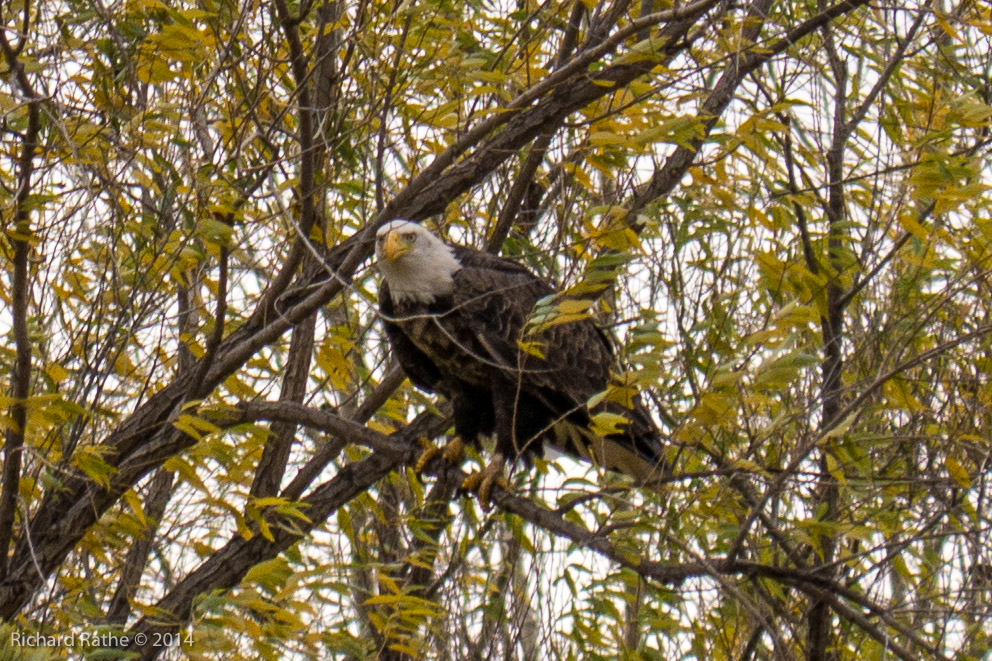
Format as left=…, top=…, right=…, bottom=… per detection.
left=391, top=297, right=492, bottom=387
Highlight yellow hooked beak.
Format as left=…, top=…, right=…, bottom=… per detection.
left=383, top=231, right=413, bottom=262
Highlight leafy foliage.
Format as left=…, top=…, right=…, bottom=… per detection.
left=1, top=0, right=991, bottom=659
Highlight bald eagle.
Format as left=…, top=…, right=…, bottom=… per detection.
left=375, top=220, right=664, bottom=500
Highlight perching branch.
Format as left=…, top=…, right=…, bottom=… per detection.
left=109, top=397, right=936, bottom=661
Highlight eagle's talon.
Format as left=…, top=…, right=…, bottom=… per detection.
left=414, top=438, right=440, bottom=474
left=415, top=437, right=465, bottom=474
left=461, top=453, right=507, bottom=509
left=441, top=437, right=465, bottom=464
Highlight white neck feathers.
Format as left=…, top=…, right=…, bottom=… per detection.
left=380, top=237, right=461, bottom=305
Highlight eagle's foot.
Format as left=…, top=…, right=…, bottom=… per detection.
left=414, top=437, right=465, bottom=474
left=461, top=453, right=507, bottom=509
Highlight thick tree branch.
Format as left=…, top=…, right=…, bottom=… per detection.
left=122, top=412, right=446, bottom=659
left=105, top=470, right=175, bottom=624
left=248, top=317, right=316, bottom=498
left=0, top=29, right=42, bottom=580
left=103, top=396, right=934, bottom=660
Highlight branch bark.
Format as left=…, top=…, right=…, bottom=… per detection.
left=0, top=28, right=42, bottom=581
left=100, top=398, right=939, bottom=661
left=122, top=411, right=445, bottom=659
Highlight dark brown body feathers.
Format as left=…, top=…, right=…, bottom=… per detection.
left=380, top=245, right=664, bottom=480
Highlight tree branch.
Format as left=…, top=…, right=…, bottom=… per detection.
left=121, top=413, right=446, bottom=659
left=628, top=0, right=872, bottom=216
left=0, top=28, right=42, bottom=580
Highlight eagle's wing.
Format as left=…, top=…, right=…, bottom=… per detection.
left=448, top=248, right=614, bottom=403
left=450, top=248, right=665, bottom=477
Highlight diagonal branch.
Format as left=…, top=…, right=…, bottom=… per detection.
left=108, top=390, right=944, bottom=661
left=628, top=0, right=872, bottom=216
left=121, top=411, right=445, bottom=660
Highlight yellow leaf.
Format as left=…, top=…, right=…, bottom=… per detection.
left=388, top=644, right=422, bottom=657
left=236, top=513, right=253, bottom=540
left=431, top=112, right=459, bottom=129
left=589, top=131, right=626, bottom=147
left=46, top=363, right=68, bottom=383
left=73, top=446, right=118, bottom=489
left=243, top=558, right=290, bottom=589
left=825, top=453, right=846, bottom=485
left=124, top=489, right=148, bottom=528
left=556, top=299, right=594, bottom=315
left=364, top=594, right=403, bottom=606
left=198, top=217, right=234, bottom=246
left=590, top=411, right=629, bottom=437
left=253, top=497, right=289, bottom=508
left=897, top=212, right=930, bottom=240
left=935, top=11, right=959, bottom=40
left=517, top=340, right=545, bottom=358
left=883, top=379, right=926, bottom=412
left=561, top=162, right=593, bottom=190
left=136, top=57, right=176, bottom=84
left=946, top=457, right=970, bottom=488
left=892, top=553, right=912, bottom=580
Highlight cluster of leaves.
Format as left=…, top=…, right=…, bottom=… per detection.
left=1, top=0, right=992, bottom=659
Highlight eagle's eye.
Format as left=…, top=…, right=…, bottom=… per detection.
left=405, top=232, right=417, bottom=242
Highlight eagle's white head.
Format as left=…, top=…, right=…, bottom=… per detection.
left=375, top=220, right=461, bottom=304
